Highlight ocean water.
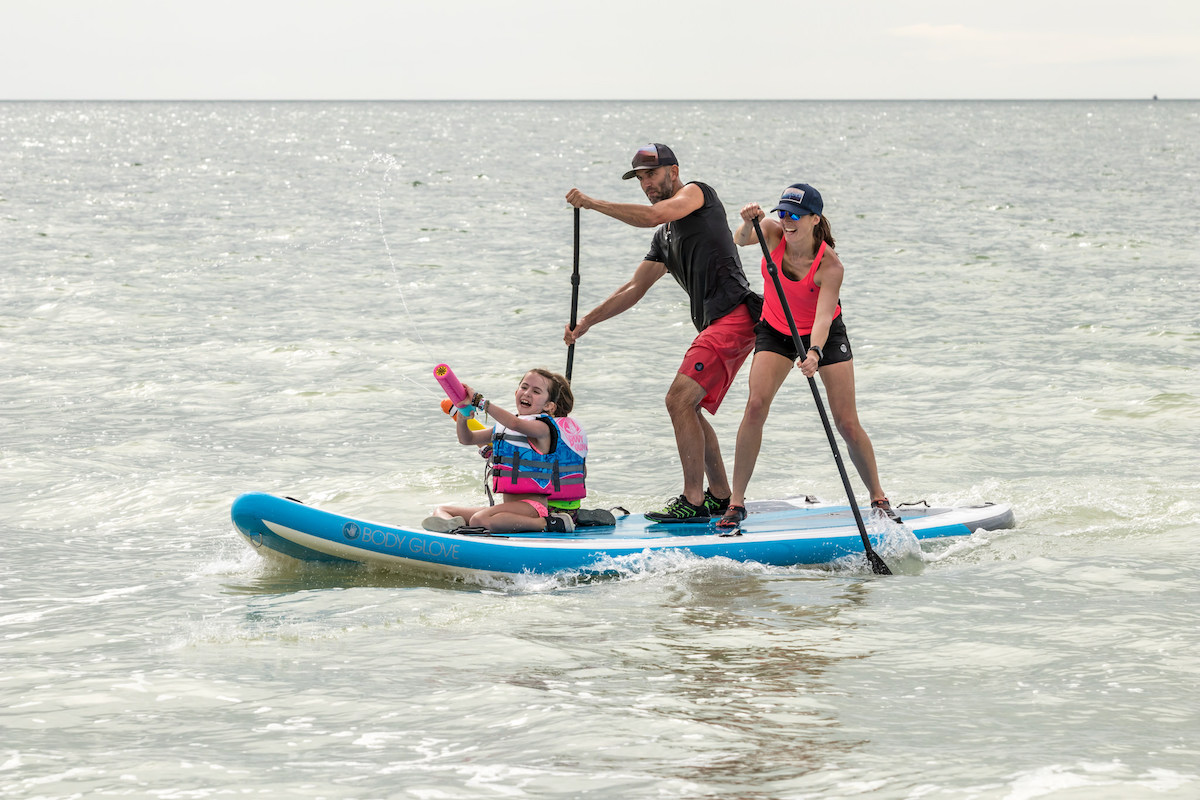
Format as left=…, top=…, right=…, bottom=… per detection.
left=2, top=100, right=1198, bottom=799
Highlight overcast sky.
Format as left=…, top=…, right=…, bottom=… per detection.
left=3, top=0, right=1197, bottom=100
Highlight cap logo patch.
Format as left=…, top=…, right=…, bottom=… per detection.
left=632, top=146, right=659, bottom=169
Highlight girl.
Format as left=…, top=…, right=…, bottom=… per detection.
left=424, top=368, right=587, bottom=534
left=719, top=183, right=898, bottom=528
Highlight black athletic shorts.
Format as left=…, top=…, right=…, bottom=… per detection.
left=754, top=314, right=853, bottom=366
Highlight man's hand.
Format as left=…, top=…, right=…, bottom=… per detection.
left=563, top=320, right=591, bottom=346
left=565, top=188, right=594, bottom=210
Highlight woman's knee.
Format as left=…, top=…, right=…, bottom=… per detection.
left=835, top=416, right=867, bottom=446
left=743, top=394, right=772, bottom=426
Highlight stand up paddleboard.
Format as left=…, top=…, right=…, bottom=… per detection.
left=231, top=492, right=1014, bottom=579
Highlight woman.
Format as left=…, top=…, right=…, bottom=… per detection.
left=718, top=183, right=899, bottom=527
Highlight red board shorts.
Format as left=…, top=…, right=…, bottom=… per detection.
left=679, top=303, right=756, bottom=414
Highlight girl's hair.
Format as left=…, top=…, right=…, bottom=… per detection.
left=527, top=368, right=574, bottom=417
left=814, top=215, right=836, bottom=249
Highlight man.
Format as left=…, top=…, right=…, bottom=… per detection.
left=564, top=143, right=761, bottom=523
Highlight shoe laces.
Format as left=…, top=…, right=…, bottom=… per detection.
left=663, top=494, right=699, bottom=517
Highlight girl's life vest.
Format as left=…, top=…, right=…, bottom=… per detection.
left=489, top=414, right=587, bottom=501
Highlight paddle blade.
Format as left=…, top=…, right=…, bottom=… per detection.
left=867, top=549, right=893, bottom=575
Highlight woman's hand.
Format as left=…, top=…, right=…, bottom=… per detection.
left=797, top=352, right=819, bottom=378
left=739, top=202, right=763, bottom=223
left=735, top=203, right=765, bottom=246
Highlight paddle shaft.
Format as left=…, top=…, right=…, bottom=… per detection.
left=751, top=216, right=891, bottom=575
left=565, top=207, right=581, bottom=382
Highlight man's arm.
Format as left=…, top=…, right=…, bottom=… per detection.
left=565, top=183, right=704, bottom=228
left=564, top=259, right=668, bottom=345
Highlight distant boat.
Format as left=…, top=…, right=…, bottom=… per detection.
left=1153, top=94, right=1159, bottom=101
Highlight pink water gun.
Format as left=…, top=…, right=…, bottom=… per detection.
left=433, top=364, right=478, bottom=418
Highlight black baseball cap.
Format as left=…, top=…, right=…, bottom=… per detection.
left=621, top=143, right=679, bottom=180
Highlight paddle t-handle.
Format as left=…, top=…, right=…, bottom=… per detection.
left=433, top=363, right=477, bottom=417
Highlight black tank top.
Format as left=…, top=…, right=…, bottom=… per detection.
left=645, top=181, right=758, bottom=332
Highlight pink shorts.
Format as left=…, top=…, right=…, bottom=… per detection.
left=521, top=499, right=549, bottom=518
left=679, top=304, right=756, bottom=414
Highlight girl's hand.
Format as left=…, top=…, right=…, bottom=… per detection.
left=456, top=384, right=475, bottom=409
left=740, top=202, right=762, bottom=223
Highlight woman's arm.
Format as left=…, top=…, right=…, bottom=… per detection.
left=734, top=202, right=782, bottom=249
left=799, top=250, right=844, bottom=377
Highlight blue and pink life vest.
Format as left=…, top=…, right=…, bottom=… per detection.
left=489, top=414, right=587, bottom=501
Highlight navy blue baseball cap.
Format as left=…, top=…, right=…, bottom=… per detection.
left=771, top=183, right=823, bottom=217
left=621, top=143, right=679, bottom=180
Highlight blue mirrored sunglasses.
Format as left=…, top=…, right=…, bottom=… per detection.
left=777, top=210, right=802, bottom=220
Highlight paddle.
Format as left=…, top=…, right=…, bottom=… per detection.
left=751, top=216, right=892, bottom=575
left=565, top=207, right=581, bottom=383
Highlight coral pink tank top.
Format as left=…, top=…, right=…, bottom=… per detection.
left=761, top=238, right=840, bottom=336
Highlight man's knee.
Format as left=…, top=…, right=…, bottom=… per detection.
left=665, top=387, right=702, bottom=418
